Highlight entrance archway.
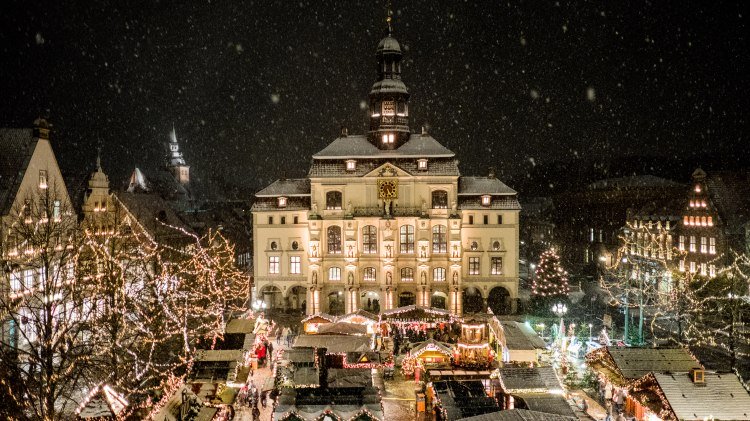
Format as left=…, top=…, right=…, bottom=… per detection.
left=260, top=285, right=282, bottom=310
left=462, top=287, right=483, bottom=314
left=488, top=286, right=512, bottom=315
left=431, top=291, right=447, bottom=309
left=327, top=291, right=345, bottom=315
left=288, top=286, right=306, bottom=313
left=361, top=290, right=381, bottom=313
left=399, top=291, right=416, bottom=307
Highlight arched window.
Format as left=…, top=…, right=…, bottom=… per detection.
left=326, top=191, right=342, bottom=210
left=432, top=225, right=447, bottom=253
left=432, top=190, right=448, bottom=209
left=362, top=225, right=378, bottom=254
left=433, top=267, right=446, bottom=282
left=363, top=267, right=376, bottom=282
left=327, top=226, right=342, bottom=254
left=401, top=267, right=414, bottom=282
left=400, top=225, right=415, bottom=254
left=328, top=267, right=341, bottom=281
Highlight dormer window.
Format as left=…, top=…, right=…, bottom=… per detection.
left=382, top=133, right=395, bottom=144
left=481, top=195, right=492, bottom=206
left=417, top=159, right=428, bottom=170
left=346, top=160, right=357, bottom=171
left=278, top=197, right=287, bottom=208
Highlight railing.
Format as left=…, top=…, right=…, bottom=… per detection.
left=352, top=206, right=423, bottom=218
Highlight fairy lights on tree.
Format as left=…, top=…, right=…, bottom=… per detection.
left=530, top=248, right=570, bottom=313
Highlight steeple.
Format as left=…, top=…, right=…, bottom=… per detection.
left=368, top=3, right=410, bottom=150
left=83, top=152, right=111, bottom=217
left=166, top=126, right=190, bottom=185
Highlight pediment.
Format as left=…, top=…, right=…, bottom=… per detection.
left=363, top=162, right=411, bottom=178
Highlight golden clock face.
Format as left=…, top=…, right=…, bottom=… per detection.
left=378, top=179, right=398, bottom=199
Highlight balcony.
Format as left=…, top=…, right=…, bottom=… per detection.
left=352, top=206, right=423, bottom=218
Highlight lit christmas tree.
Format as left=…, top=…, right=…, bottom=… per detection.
left=531, top=248, right=570, bottom=311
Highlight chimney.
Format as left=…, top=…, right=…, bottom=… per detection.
left=488, top=166, right=496, bottom=178
left=421, top=125, right=428, bottom=135
left=341, top=126, right=348, bottom=137
left=33, top=118, right=50, bottom=140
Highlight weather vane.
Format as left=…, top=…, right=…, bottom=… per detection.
left=386, top=0, right=393, bottom=35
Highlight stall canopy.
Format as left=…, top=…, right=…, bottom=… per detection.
left=493, top=366, right=563, bottom=395
left=337, top=309, right=378, bottom=324
left=293, top=334, right=372, bottom=354
left=317, top=322, right=369, bottom=336
left=586, top=347, right=702, bottom=384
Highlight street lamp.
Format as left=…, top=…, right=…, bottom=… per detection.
left=551, top=302, right=568, bottom=340
left=588, top=323, right=593, bottom=340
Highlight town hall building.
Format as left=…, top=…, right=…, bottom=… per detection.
left=252, top=24, right=520, bottom=316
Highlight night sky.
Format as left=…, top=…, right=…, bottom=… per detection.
left=1, top=0, right=747, bottom=197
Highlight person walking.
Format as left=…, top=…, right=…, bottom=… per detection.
left=252, top=405, right=260, bottom=421
left=276, top=327, right=283, bottom=345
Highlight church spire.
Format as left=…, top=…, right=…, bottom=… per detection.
left=166, top=126, right=190, bottom=185
left=367, top=2, right=410, bottom=150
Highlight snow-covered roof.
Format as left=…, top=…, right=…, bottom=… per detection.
left=369, top=78, right=408, bottom=95
left=308, top=158, right=459, bottom=178
left=654, top=372, right=750, bottom=420
left=458, top=177, right=517, bottom=196
left=76, top=384, right=128, bottom=419
left=313, top=134, right=454, bottom=159
left=459, top=196, right=521, bottom=210
left=0, top=128, right=38, bottom=215
left=255, top=178, right=310, bottom=197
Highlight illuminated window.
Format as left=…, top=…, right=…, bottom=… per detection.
left=53, top=200, right=60, bottom=222
left=328, top=267, right=341, bottom=281
left=400, top=225, right=414, bottom=254
left=362, top=225, right=378, bottom=254
left=39, top=170, right=48, bottom=189
left=491, top=257, right=503, bottom=275
left=326, top=191, right=342, bottom=210
left=432, top=190, right=448, bottom=209
left=679, top=260, right=685, bottom=272
left=695, top=184, right=701, bottom=193
left=700, top=237, right=707, bottom=253
left=400, top=267, right=414, bottom=282
left=327, top=226, right=342, bottom=254
left=268, top=256, right=280, bottom=274
left=278, top=196, right=287, bottom=207
left=290, top=256, right=301, bottom=274
left=678, top=235, right=685, bottom=251
left=709, top=237, right=716, bottom=254
left=701, top=216, right=707, bottom=226
left=689, top=236, right=696, bottom=252
left=417, top=159, right=428, bottom=170
left=707, top=216, right=713, bottom=226
left=481, top=195, right=491, bottom=206
left=432, top=225, right=447, bottom=253
left=683, top=216, right=689, bottom=225
left=689, top=261, right=696, bottom=273
left=700, top=263, right=707, bottom=276
left=363, top=267, right=376, bottom=282
left=24, top=270, right=34, bottom=289
left=346, top=160, right=356, bottom=171
left=433, top=267, right=446, bottom=282
left=381, top=133, right=395, bottom=144
left=709, top=264, right=716, bottom=277
left=10, top=272, right=22, bottom=293
left=469, top=257, right=480, bottom=275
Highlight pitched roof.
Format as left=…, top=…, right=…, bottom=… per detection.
left=308, top=158, right=460, bottom=177
left=587, top=175, right=682, bottom=191
left=601, top=347, right=702, bottom=380
left=459, top=177, right=517, bottom=195
left=113, top=190, right=194, bottom=241
left=292, top=334, right=372, bottom=354
left=0, top=128, right=37, bottom=215
left=312, top=134, right=455, bottom=159
left=495, top=366, right=563, bottom=393
left=316, top=322, right=368, bottom=336
left=500, top=321, right=547, bottom=351
left=459, top=196, right=521, bottom=210
left=411, top=339, right=453, bottom=358
left=457, top=409, right=575, bottom=421
left=514, top=394, right=577, bottom=418
left=255, top=178, right=311, bottom=197
left=76, top=384, right=128, bottom=419
left=654, top=372, right=750, bottom=420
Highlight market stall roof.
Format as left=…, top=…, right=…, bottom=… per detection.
left=293, top=367, right=320, bottom=388
left=302, top=313, right=336, bottom=323
left=457, top=409, right=576, bottom=421
left=381, top=305, right=453, bottom=321
left=500, top=321, right=546, bottom=351
left=513, top=394, right=577, bottom=418
left=337, top=309, right=378, bottom=323
left=195, top=407, right=219, bottom=421
left=293, top=334, right=372, bottom=354
left=493, top=366, right=563, bottom=394
left=654, top=371, right=750, bottom=420
left=432, top=380, right=501, bottom=419
left=194, top=349, right=244, bottom=362
left=345, top=351, right=391, bottom=366
left=225, top=318, right=254, bottom=334
left=274, top=387, right=384, bottom=421
left=317, top=322, right=369, bottom=336
left=411, top=339, right=454, bottom=358
left=275, top=404, right=384, bottom=421
left=76, top=384, right=128, bottom=419
left=283, top=348, right=316, bottom=365
left=587, top=347, right=702, bottom=381
left=327, top=369, right=372, bottom=388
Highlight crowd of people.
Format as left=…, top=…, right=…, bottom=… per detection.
left=597, top=375, right=631, bottom=421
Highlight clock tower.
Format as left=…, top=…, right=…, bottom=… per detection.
left=368, top=11, right=410, bottom=150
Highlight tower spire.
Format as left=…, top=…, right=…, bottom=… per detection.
left=386, top=0, right=393, bottom=35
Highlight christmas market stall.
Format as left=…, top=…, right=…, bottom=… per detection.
left=409, top=339, right=453, bottom=368
left=488, top=366, right=575, bottom=418
left=627, top=370, right=750, bottom=421
left=302, top=313, right=336, bottom=333
left=428, top=380, right=500, bottom=420
left=75, top=384, right=129, bottom=420
left=455, top=315, right=493, bottom=369
left=336, top=309, right=379, bottom=334
left=498, top=321, right=546, bottom=365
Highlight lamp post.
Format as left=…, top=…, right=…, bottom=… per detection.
left=588, top=323, right=593, bottom=340
left=551, top=302, right=568, bottom=371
